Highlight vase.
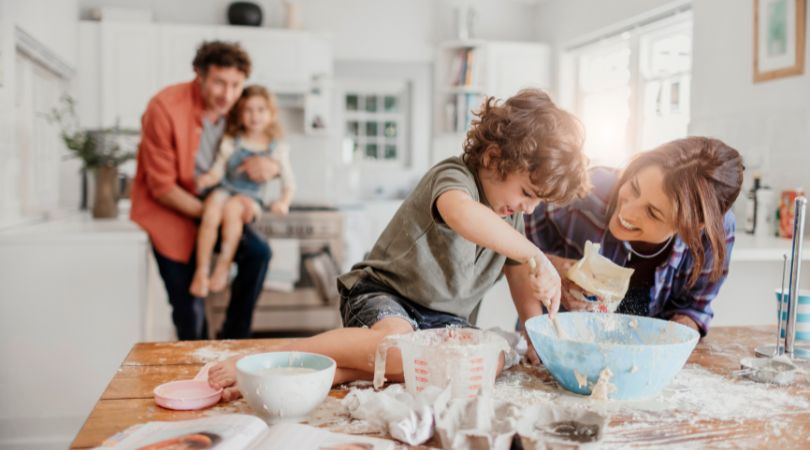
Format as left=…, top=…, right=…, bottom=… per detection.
left=228, top=2, right=263, bottom=26
left=93, top=165, right=119, bottom=219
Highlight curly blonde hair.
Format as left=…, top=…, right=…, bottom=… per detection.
left=462, top=88, right=589, bottom=204
left=226, top=85, right=283, bottom=141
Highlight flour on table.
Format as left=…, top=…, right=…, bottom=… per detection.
left=192, top=346, right=241, bottom=362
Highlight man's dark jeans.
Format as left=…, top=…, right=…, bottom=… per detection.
left=152, top=225, right=271, bottom=340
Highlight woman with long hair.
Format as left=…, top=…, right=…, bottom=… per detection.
left=526, top=137, right=744, bottom=342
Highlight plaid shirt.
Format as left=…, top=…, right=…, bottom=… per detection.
left=525, top=167, right=736, bottom=336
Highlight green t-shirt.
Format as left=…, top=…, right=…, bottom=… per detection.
left=337, top=156, right=524, bottom=320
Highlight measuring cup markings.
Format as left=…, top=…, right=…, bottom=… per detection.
left=373, top=329, right=510, bottom=398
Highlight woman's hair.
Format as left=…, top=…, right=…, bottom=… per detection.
left=462, top=88, right=590, bottom=204
left=608, top=137, right=745, bottom=287
left=226, top=85, right=283, bottom=140
left=192, top=41, right=251, bottom=77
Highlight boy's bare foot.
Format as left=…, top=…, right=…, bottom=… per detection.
left=221, top=386, right=242, bottom=402
left=209, top=355, right=242, bottom=402
left=189, top=269, right=209, bottom=297
left=209, top=264, right=230, bottom=292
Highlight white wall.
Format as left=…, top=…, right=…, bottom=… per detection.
left=78, top=0, right=539, bottom=62
left=689, top=0, right=810, bottom=210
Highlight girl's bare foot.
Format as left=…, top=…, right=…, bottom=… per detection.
left=189, top=268, right=209, bottom=297
left=209, top=263, right=231, bottom=292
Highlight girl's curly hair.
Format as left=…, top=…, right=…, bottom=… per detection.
left=462, top=89, right=590, bottom=204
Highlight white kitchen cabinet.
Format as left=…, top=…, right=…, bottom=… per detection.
left=157, top=24, right=218, bottom=87
left=217, top=27, right=304, bottom=92
left=0, top=213, right=169, bottom=448
left=99, top=22, right=159, bottom=129
left=78, top=21, right=333, bottom=131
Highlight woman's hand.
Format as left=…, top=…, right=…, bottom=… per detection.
left=238, top=156, right=280, bottom=182
left=671, top=314, right=699, bottom=332
left=546, top=254, right=593, bottom=312
left=521, top=328, right=541, bottom=366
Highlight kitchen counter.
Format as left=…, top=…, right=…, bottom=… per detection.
left=0, top=208, right=146, bottom=244
left=731, top=233, right=810, bottom=261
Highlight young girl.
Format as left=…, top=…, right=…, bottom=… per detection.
left=207, top=88, right=590, bottom=401
left=526, top=137, right=744, bottom=343
left=190, top=85, right=296, bottom=297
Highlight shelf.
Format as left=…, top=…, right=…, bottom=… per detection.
left=440, top=86, right=484, bottom=94
left=439, top=39, right=487, bottom=50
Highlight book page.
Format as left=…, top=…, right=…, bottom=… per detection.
left=253, top=423, right=395, bottom=450
left=97, top=414, right=267, bottom=450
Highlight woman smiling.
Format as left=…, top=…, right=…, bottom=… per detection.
left=526, top=137, right=744, bottom=336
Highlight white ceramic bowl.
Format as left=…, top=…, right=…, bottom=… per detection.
left=236, top=351, right=336, bottom=422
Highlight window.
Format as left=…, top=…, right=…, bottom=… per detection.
left=566, top=10, right=692, bottom=167
left=341, top=80, right=410, bottom=166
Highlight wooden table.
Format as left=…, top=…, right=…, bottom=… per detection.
left=71, top=327, right=810, bottom=449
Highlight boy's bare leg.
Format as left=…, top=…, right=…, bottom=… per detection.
left=209, top=195, right=252, bottom=292
left=190, top=191, right=229, bottom=297
left=210, top=316, right=415, bottom=401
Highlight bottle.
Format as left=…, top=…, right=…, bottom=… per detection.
left=744, top=175, right=761, bottom=234
left=754, top=185, right=775, bottom=237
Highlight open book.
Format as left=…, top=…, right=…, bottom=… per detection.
left=97, top=414, right=395, bottom=450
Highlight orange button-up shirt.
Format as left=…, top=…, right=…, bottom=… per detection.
left=130, top=80, right=208, bottom=263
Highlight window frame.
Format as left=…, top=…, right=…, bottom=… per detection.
left=338, top=79, right=410, bottom=169
left=562, top=10, right=693, bottom=168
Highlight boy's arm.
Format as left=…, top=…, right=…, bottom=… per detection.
left=435, top=189, right=561, bottom=312
left=435, top=189, right=537, bottom=263
left=504, top=263, right=543, bottom=364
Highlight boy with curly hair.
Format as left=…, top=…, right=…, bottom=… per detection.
left=208, top=88, right=590, bottom=399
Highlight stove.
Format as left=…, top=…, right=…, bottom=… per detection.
left=205, top=209, right=345, bottom=336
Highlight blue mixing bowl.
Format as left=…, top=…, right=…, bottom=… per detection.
left=525, top=312, right=699, bottom=400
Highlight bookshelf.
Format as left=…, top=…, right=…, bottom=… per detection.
left=432, top=39, right=552, bottom=163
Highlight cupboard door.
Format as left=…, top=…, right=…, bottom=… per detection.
left=158, top=24, right=217, bottom=87
left=301, top=35, right=333, bottom=77
left=217, top=27, right=304, bottom=92
left=100, top=23, right=159, bottom=129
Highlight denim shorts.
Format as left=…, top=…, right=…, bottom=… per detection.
left=339, top=278, right=473, bottom=330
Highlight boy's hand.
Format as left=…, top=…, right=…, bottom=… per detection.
left=208, top=355, right=243, bottom=402
left=271, top=201, right=290, bottom=215
left=196, top=173, right=218, bottom=191
left=527, top=254, right=562, bottom=316
left=546, top=254, right=592, bottom=312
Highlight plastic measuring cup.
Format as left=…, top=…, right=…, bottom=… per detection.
left=373, top=328, right=509, bottom=399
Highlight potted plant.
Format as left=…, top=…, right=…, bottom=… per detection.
left=49, top=95, right=137, bottom=218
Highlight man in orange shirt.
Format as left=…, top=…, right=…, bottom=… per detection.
left=131, top=42, right=277, bottom=340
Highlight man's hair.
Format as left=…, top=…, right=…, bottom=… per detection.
left=192, top=41, right=251, bottom=77
left=462, top=88, right=590, bottom=204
